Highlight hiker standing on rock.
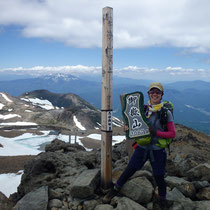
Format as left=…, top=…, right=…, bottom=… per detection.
left=103, top=82, right=176, bottom=210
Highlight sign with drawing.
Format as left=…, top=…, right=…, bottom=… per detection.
left=120, top=92, right=150, bottom=139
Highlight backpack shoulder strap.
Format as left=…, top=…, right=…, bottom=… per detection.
left=159, top=106, right=168, bottom=130
left=163, top=101, right=174, bottom=116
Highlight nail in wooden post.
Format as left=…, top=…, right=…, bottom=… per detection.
left=101, top=7, right=113, bottom=191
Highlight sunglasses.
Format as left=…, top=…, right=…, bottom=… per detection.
left=148, top=90, right=162, bottom=95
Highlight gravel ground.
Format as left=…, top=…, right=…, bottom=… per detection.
left=0, top=155, right=35, bottom=174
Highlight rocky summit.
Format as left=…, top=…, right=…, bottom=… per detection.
left=1, top=124, right=210, bottom=210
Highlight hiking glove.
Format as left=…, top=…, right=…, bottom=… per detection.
left=149, top=126, right=157, bottom=136
left=132, top=142, right=138, bottom=149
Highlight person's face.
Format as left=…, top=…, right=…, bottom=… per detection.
left=148, top=88, right=163, bottom=105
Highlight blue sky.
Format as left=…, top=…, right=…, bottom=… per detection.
left=0, top=0, right=210, bottom=82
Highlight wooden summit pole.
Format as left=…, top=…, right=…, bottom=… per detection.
left=101, top=7, right=113, bottom=191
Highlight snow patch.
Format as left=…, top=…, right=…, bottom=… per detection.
left=0, top=171, right=23, bottom=198
left=113, top=116, right=122, bottom=122
left=21, top=97, right=54, bottom=110
left=0, top=114, right=21, bottom=120
left=113, top=121, right=121, bottom=127
left=96, top=122, right=101, bottom=126
left=0, top=121, right=37, bottom=126
left=0, top=93, right=13, bottom=102
left=0, top=136, right=40, bottom=156
left=73, top=116, right=86, bottom=130
left=87, top=134, right=101, bottom=140
left=0, top=103, right=5, bottom=110
left=25, top=110, right=33, bottom=112
left=87, top=134, right=125, bottom=145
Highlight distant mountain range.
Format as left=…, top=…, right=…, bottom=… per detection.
left=0, top=73, right=210, bottom=134
left=165, top=80, right=210, bottom=91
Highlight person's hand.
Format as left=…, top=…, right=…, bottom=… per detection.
left=132, top=142, right=138, bottom=149
left=149, top=125, right=157, bottom=136
left=124, top=124, right=129, bottom=132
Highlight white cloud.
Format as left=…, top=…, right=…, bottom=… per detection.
left=0, top=0, right=210, bottom=52
left=117, top=65, right=210, bottom=81
left=2, top=64, right=210, bottom=82
left=1, top=65, right=101, bottom=76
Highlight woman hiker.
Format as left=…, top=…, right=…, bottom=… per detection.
left=102, top=82, right=176, bottom=210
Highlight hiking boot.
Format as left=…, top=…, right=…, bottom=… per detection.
left=153, top=198, right=161, bottom=210
left=159, top=199, right=168, bottom=210
left=102, top=186, right=119, bottom=204
left=153, top=196, right=168, bottom=210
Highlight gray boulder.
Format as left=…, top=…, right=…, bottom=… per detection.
left=0, top=191, right=13, bottom=210
left=112, top=196, right=147, bottom=210
left=172, top=200, right=210, bottom=210
left=83, top=199, right=101, bottom=210
left=49, top=188, right=65, bottom=200
left=193, top=180, right=210, bottom=190
left=94, top=204, right=114, bottom=210
left=196, top=187, right=210, bottom=200
left=130, top=170, right=154, bottom=184
left=70, top=169, right=100, bottom=198
left=48, top=198, right=62, bottom=208
left=94, top=197, right=147, bottom=210
left=194, top=200, right=210, bottom=210
left=45, top=139, right=86, bottom=152
left=167, top=154, right=197, bottom=177
left=171, top=200, right=196, bottom=210
left=187, top=163, right=210, bottom=182
left=167, top=188, right=194, bottom=210
left=165, top=176, right=196, bottom=198
left=166, top=187, right=191, bottom=202
left=14, top=144, right=99, bottom=201
left=120, top=177, right=153, bottom=204
left=13, top=186, right=48, bottom=210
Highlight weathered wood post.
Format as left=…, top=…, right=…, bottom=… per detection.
left=101, top=7, right=113, bottom=191
left=69, top=134, right=71, bottom=144
left=75, top=134, right=77, bottom=144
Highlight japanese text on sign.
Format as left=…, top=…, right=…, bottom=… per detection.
left=107, top=111, right=112, bottom=131
left=122, top=92, right=150, bottom=139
